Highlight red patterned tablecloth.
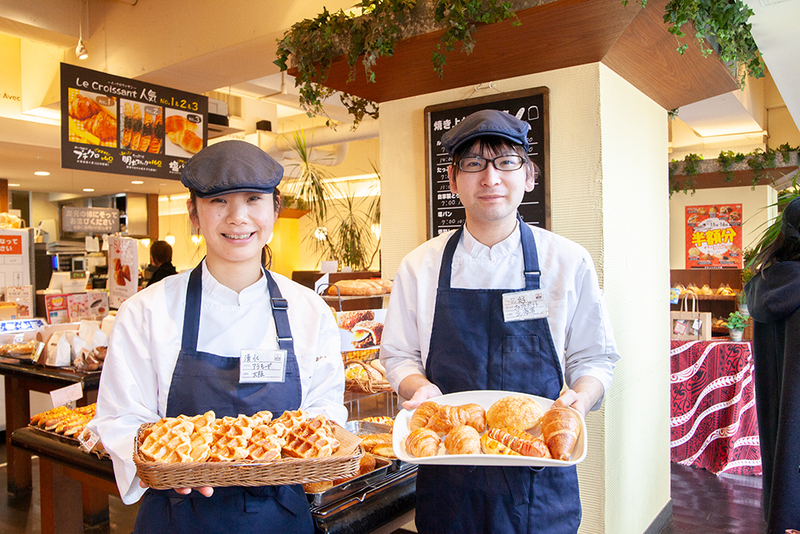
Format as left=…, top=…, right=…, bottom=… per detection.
left=670, top=339, right=762, bottom=476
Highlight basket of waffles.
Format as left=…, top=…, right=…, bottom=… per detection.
left=133, top=409, right=363, bottom=489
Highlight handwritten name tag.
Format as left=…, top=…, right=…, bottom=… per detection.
left=502, top=289, right=549, bottom=322
left=239, top=349, right=287, bottom=383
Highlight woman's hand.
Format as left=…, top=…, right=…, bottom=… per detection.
left=139, top=480, right=214, bottom=497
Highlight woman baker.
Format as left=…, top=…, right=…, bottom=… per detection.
left=89, top=140, right=346, bottom=533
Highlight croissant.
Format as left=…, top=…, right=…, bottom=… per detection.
left=426, top=405, right=467, bottom=435
left=405, top=427, right=440, bottom=458
left=459, top=403, right=487, bottom=433
left=180, top=129, right=203, bottom=154
left=541, top=407, right=581, bottom=461
left=410, top=401, right=440, bottom=431
left=444, top=425, right=480, bottom=455
left=487, top=427, right=551, bottom=458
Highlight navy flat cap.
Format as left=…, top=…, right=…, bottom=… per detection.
left=180, top=140, right=283, bottom=198
left=441, top=109, right=530, bottom=155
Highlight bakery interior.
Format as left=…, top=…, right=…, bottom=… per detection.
left=1, top=0, right=799, bottom=533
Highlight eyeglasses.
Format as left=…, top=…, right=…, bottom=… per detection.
left=456, top=155, right=526, bottom=172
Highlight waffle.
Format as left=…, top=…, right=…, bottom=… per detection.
left=273, top=409, right=308, bottom=431
left=246, top=425, right=284, bottom=462
left=207, top=415, right=256, bottom=462
left=139, top=418, right=196, bottom=463
left=282, top=415, right=340, bottom=459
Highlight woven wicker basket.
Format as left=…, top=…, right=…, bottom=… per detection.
left=344, top=360, right=393, bottom=394
left=134, top=423, right=363, bottom=489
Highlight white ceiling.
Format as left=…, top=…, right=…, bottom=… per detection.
left=0, top=0, right=798, bottom=200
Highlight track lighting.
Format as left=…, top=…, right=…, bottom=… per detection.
left=75, top=39, right=88, bottom=60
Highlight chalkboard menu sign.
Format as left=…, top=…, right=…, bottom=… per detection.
left=424, top=87, right=550, bottom=238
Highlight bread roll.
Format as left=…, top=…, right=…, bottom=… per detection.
left=410, top=401, right=440, bottom=431
left=444, top=425, right=481, bottom=455
left=405, top=427, right=440, bottom=458
left=486, top=395, right=544, bottom=431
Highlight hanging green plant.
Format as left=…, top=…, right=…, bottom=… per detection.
left=717, top=150, right=746, bottom=182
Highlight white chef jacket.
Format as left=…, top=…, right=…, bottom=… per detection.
left=88, top=262, right=346, bottom=504
left=380, top=223, right=619, bottom=406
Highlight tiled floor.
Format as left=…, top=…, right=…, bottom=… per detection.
left=0, top=440, right=766, bottom=533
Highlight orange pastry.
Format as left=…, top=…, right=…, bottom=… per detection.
left=444, top=425, right=481, bottom=455
left=541, top=407, right=581, bottom=461
left=405, top=427, right=440, bottom=458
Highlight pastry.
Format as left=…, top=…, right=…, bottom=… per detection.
left=480, top=432, right=521, bottom=456
left=148, top=112, right=164, bottom=154
left=426, top=405, right=467, bottom=435
left=303, top=480, right=334, bottom=493
left=206, top=415, right=256, bottom=462
left=410, top=401, right=440, bottom=431
left=139, top=417, right=196, bottom=463
left=332, top=452, right=377, bottom=485
left=282, top=415, right=340, bottom=459
left=180, top=129, right=203, bottom=154
left=130, top=104, right=143, bottom=150
left=486, top=395, right=544, bottom=431
left=337, top=310, right=375, bottom=331
left=350, top=320, right=384, bottom=349
left=362, top=416, right=394, bottom=427
left=444, top=425, right=481, bottom=455
left=245, top=426, right=284, bottom=462
left=541, top=407, right=581, bottom=461
left=487, top=427, right=551, bottom=458
left=137, top=111, right=153, bottom=152
left=328, top=279, right=386, bottom=296
left=458, top=403, right=486, bottom=433
left=405, top=427, right=440, bottom=458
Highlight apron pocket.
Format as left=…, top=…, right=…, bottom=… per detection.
left=502, top=335, right=540, bottom=390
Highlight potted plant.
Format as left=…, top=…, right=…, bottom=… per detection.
left=726, top=311, right=747, bottom=341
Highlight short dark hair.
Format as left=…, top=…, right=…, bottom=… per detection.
left=150, top=240, right=172, bottom=265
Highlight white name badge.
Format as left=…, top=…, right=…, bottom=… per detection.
left=502, top=289, right=549, bottom=322
left=239, top=349, right=287, bottom=383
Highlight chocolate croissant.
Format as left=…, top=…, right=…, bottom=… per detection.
left=444, top=425, right=480, bottom=455
left=541, top=407, right=581, bottom=461
left=405, top=427, right=440, bottom=458
left=410, top=401, right=440, bottom=431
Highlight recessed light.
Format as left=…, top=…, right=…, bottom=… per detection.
left=131, top=180, right=144, bottom=185
left=83, top=188, right=95, bottom=192
left=9, top=183, right=20, bottom=187
left=34, top=171, right=50, bottom=176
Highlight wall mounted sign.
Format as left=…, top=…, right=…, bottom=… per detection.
left=62, top=206, right=120, bottom=234
left=60, top=63, right=208, bottom=180
left=685, top=204, right=743, bottom=269
left=424, top=87, right=550, bottom=238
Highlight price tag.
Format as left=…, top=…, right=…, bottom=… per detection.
left=673, top=320, right=688, bottom=336
left=502, top=289, right=549, bottom=322
left=78, top=427, right=100, bottom=454
left=50, top=382, right=83, bottom=407
left=239, top=349, right=287, bottom=383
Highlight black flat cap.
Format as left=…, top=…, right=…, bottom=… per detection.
left=781, top=196, right=800, bottom=243
left=180, top=140, right=283, bottom=198
left=441, top=109, right=530, bottom=155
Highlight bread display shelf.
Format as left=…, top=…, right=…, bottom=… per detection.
left=393, top=390, right=587, bottom=467
left=134, top=423, right=363, bottom=489
left=679, top=294, right=736, bottom=301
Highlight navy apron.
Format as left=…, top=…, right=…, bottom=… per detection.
left=134, top=264, right=314, bottom=534
left=416, top=217, right=582, bottom=534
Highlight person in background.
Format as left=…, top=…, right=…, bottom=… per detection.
left=744, top=195, right=800, bottom=534
left=379, top=109, right=620, bottom=534
left=145, top=240, right=177, bottom=286
left=89, top=140, right=346, bottom=534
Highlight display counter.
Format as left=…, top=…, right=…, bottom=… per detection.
left=670, top=339, right=761, bottom=475
left=10, top=391, right=415, bottom=534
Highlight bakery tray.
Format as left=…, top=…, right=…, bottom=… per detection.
left=306, top=456, right=391, bottom=507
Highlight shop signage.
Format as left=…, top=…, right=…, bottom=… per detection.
left=107, top=236, right=138, bottom=309
left=62, top=206, right=120, bottom=234
left=685, top=204, right=743, bottom=269
left=60, top=63, right=208, bottom=180
left=424, top=87, right=550, bottom=238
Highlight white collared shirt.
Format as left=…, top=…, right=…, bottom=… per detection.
left=380, top=223, right=619, bottom=404
left=88, top=262, right=346, bottom=504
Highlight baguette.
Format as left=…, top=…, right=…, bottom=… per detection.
left=328, top=279, right=385, bottom=296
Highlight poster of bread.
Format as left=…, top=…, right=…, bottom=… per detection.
left=61, top=63, right=207, bottom=180
left=685, top=204, right=743, bottom=269
left=107, top=236, right=138, bottom=309
left=335, top=308, right=386, bottom=357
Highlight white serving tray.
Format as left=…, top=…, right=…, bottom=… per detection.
left=392, top=390, right=587, bottom=467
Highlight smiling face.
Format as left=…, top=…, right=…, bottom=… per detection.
left=448, top=139, right=535, bottom=236
left=188, top=191, right=276, bottom=271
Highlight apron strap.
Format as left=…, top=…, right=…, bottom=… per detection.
left=437, top=214, right=541, bottom=290
left=265, top=271, right=295, bottom=354
left=518, top=214, right=541, bottom=290
left=180, top=263, right=204, bottom=352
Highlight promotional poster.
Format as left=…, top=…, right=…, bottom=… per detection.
left=685, top=204, right=743, bottom=269
left=61, top=63, right=208, bottom=180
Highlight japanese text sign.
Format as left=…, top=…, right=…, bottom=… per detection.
left=62, top=207, right=120, bottom=234
left=685, top=204, right=743, bottom=269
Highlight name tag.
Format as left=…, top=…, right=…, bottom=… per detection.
left=239, top=349, right=287, bottom=383
left=502, top=290, right=549, bottom=322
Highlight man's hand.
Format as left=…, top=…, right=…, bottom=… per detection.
left=398, top=374, right=442, bottom=410
left=552, top=376, right=605, bottom=418
left=139, top=480, right=214, bottom=497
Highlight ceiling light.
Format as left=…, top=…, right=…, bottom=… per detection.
left=9, top=184, right=20, bottom=187
left=75, top=39, right=88, bottom=60
left=131, top=180, right=144, bottom=185
left=34, top=171, right=50, bottom=176
left=83, top=188, right=95, bottom=192
left=164, top=234, right=176, bottom=246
